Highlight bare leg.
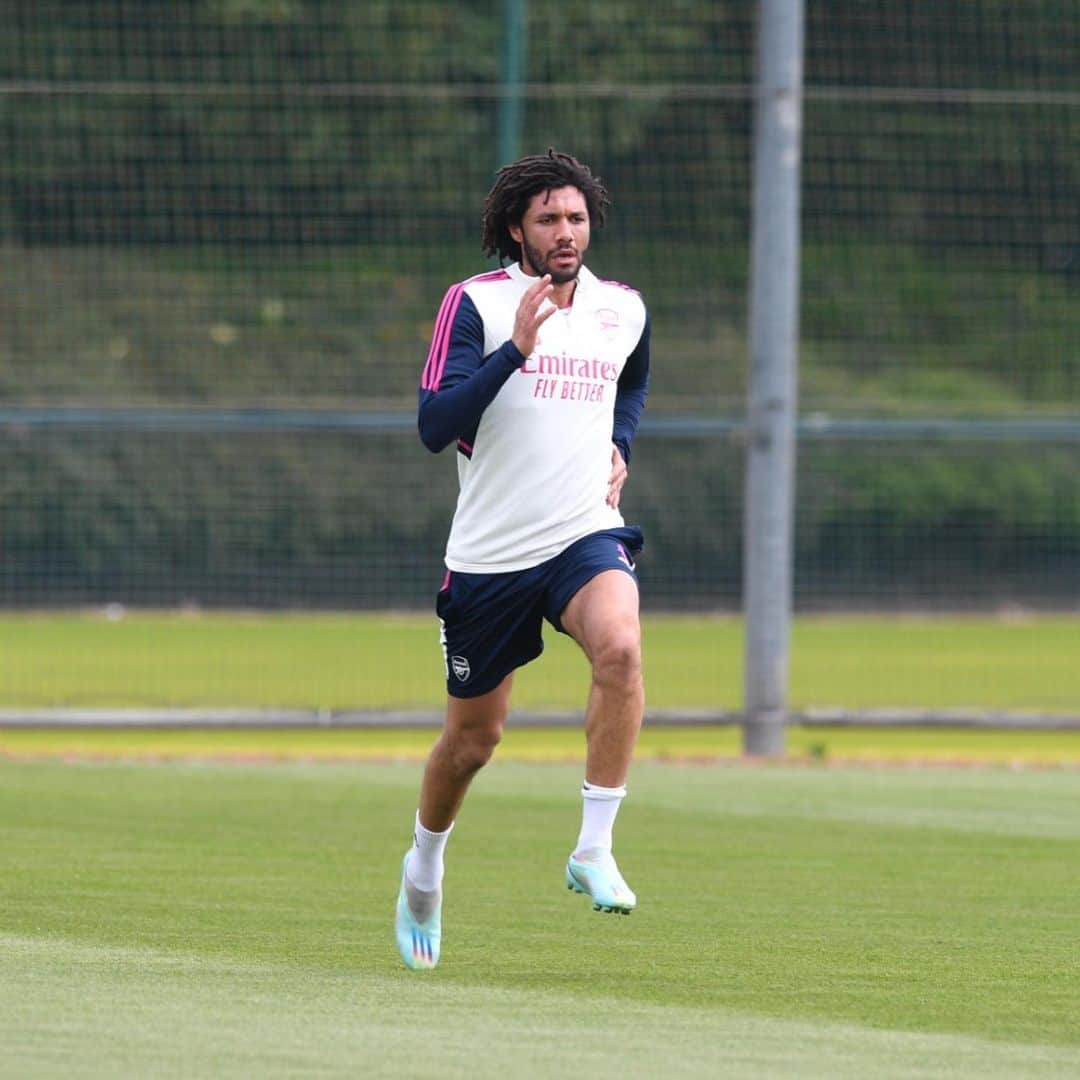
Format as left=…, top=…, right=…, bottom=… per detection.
left=559, top=569, right=643, bottom=912
left=559, top=570, right=644, bottom=786
left=397, top=678, right=514, bottom=969
left=417, top=674, right=514, bottom=831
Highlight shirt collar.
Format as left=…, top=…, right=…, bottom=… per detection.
left=508, top=261, right=595, bottom=301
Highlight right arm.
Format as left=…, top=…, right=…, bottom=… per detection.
left=418, top=289, right=523, bottom=453
left=418, top=276, right=555, bottom=453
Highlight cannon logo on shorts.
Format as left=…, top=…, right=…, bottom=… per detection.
left=451, top=655, right=471, bottom=682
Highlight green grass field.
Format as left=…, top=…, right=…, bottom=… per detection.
left=3, top=610, right=1079, bottom=713
left=4, top=608, right=1077, bottom=1073
left=4, top=724, right=1080, bottom=768
left=2, top=753, right=1078, bottom=1078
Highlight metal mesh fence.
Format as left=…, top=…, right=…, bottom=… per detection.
left=1, top=0, right=1078, bottom=610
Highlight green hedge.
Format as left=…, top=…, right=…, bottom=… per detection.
left=3, top=428, right=1077, bottom=608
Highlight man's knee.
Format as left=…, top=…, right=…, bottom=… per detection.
left=445, top=717, right=503, bottom=774
left=591, top=627, right=643, bottom=690
left=441, top=675, right=512, bottom=775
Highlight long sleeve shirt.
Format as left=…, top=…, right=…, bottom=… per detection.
left=419, top=261, right=650, bottom=573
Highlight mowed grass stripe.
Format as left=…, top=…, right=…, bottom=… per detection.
left=3, top=724, right=1080, bottom=767
left=4, top=933, right=1078, bottom=1080
left=1, top=611, right=1078, bottom=711
left=1, top=757, right=1076, bottom=1074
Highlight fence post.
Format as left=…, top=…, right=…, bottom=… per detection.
left=497, top=0, right=527, bottom=171
left=743, top=0, right=806, bottom=756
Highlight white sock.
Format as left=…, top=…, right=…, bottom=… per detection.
left=405, top=811, right=453, bottom=893
left=574, top=781, right=626, bottom=857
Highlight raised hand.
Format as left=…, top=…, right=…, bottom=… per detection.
left=511, top=274, right=557, bottom=358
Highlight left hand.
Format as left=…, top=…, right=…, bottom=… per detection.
left=606, top=445, right=628, bottom=509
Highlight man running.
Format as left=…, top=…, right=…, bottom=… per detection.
left=396, top=149, right=651, bottom=970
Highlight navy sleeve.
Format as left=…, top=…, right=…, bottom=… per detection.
left=612, top=312, right=651, bottom=465
left=418, top=291, right=524, bottom=453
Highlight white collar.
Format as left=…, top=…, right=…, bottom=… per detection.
left=508, top=261, right=595, bottom=296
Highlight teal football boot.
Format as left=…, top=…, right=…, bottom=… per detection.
left=395, top=854, right=442, bottom=970
left=565, top=849, right=636, bottom=914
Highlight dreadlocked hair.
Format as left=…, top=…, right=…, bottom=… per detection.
left=481, top=148, right=611, bottom=263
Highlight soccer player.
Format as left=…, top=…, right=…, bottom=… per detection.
left=395, top=149, right=651, bottom=970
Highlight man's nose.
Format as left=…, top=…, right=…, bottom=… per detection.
left=555, top=217, right=574, bottom=242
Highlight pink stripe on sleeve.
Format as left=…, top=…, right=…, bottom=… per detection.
left=599, top=278, right=640, bottom=293
left=420, top=270, right=511, bottom=392
left=421, top=284, right=464, bottom=390
left=426, top=286, right=466, bottom=391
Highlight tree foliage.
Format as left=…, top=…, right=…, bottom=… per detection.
left=2, top=1, right=1075, bottom=252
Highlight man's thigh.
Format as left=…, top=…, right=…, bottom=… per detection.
left=558, top=569, right=641, bottom=663
left=542, top=526, right=643, bottom=640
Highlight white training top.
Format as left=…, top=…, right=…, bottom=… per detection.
left=419, top=262, right=650, bottom=574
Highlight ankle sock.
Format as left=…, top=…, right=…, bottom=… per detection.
left=405, top=811, right=453, bottom=893
left=573, top=780, right=626, bottom=857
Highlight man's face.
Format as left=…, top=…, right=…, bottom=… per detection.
left=509, top=186, right=591, bottom=285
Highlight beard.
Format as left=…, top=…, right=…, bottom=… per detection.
left=521, top=237, right=581, bottom=285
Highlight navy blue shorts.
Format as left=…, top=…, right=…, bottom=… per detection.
left=435, top=526, right=644, bottom=698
